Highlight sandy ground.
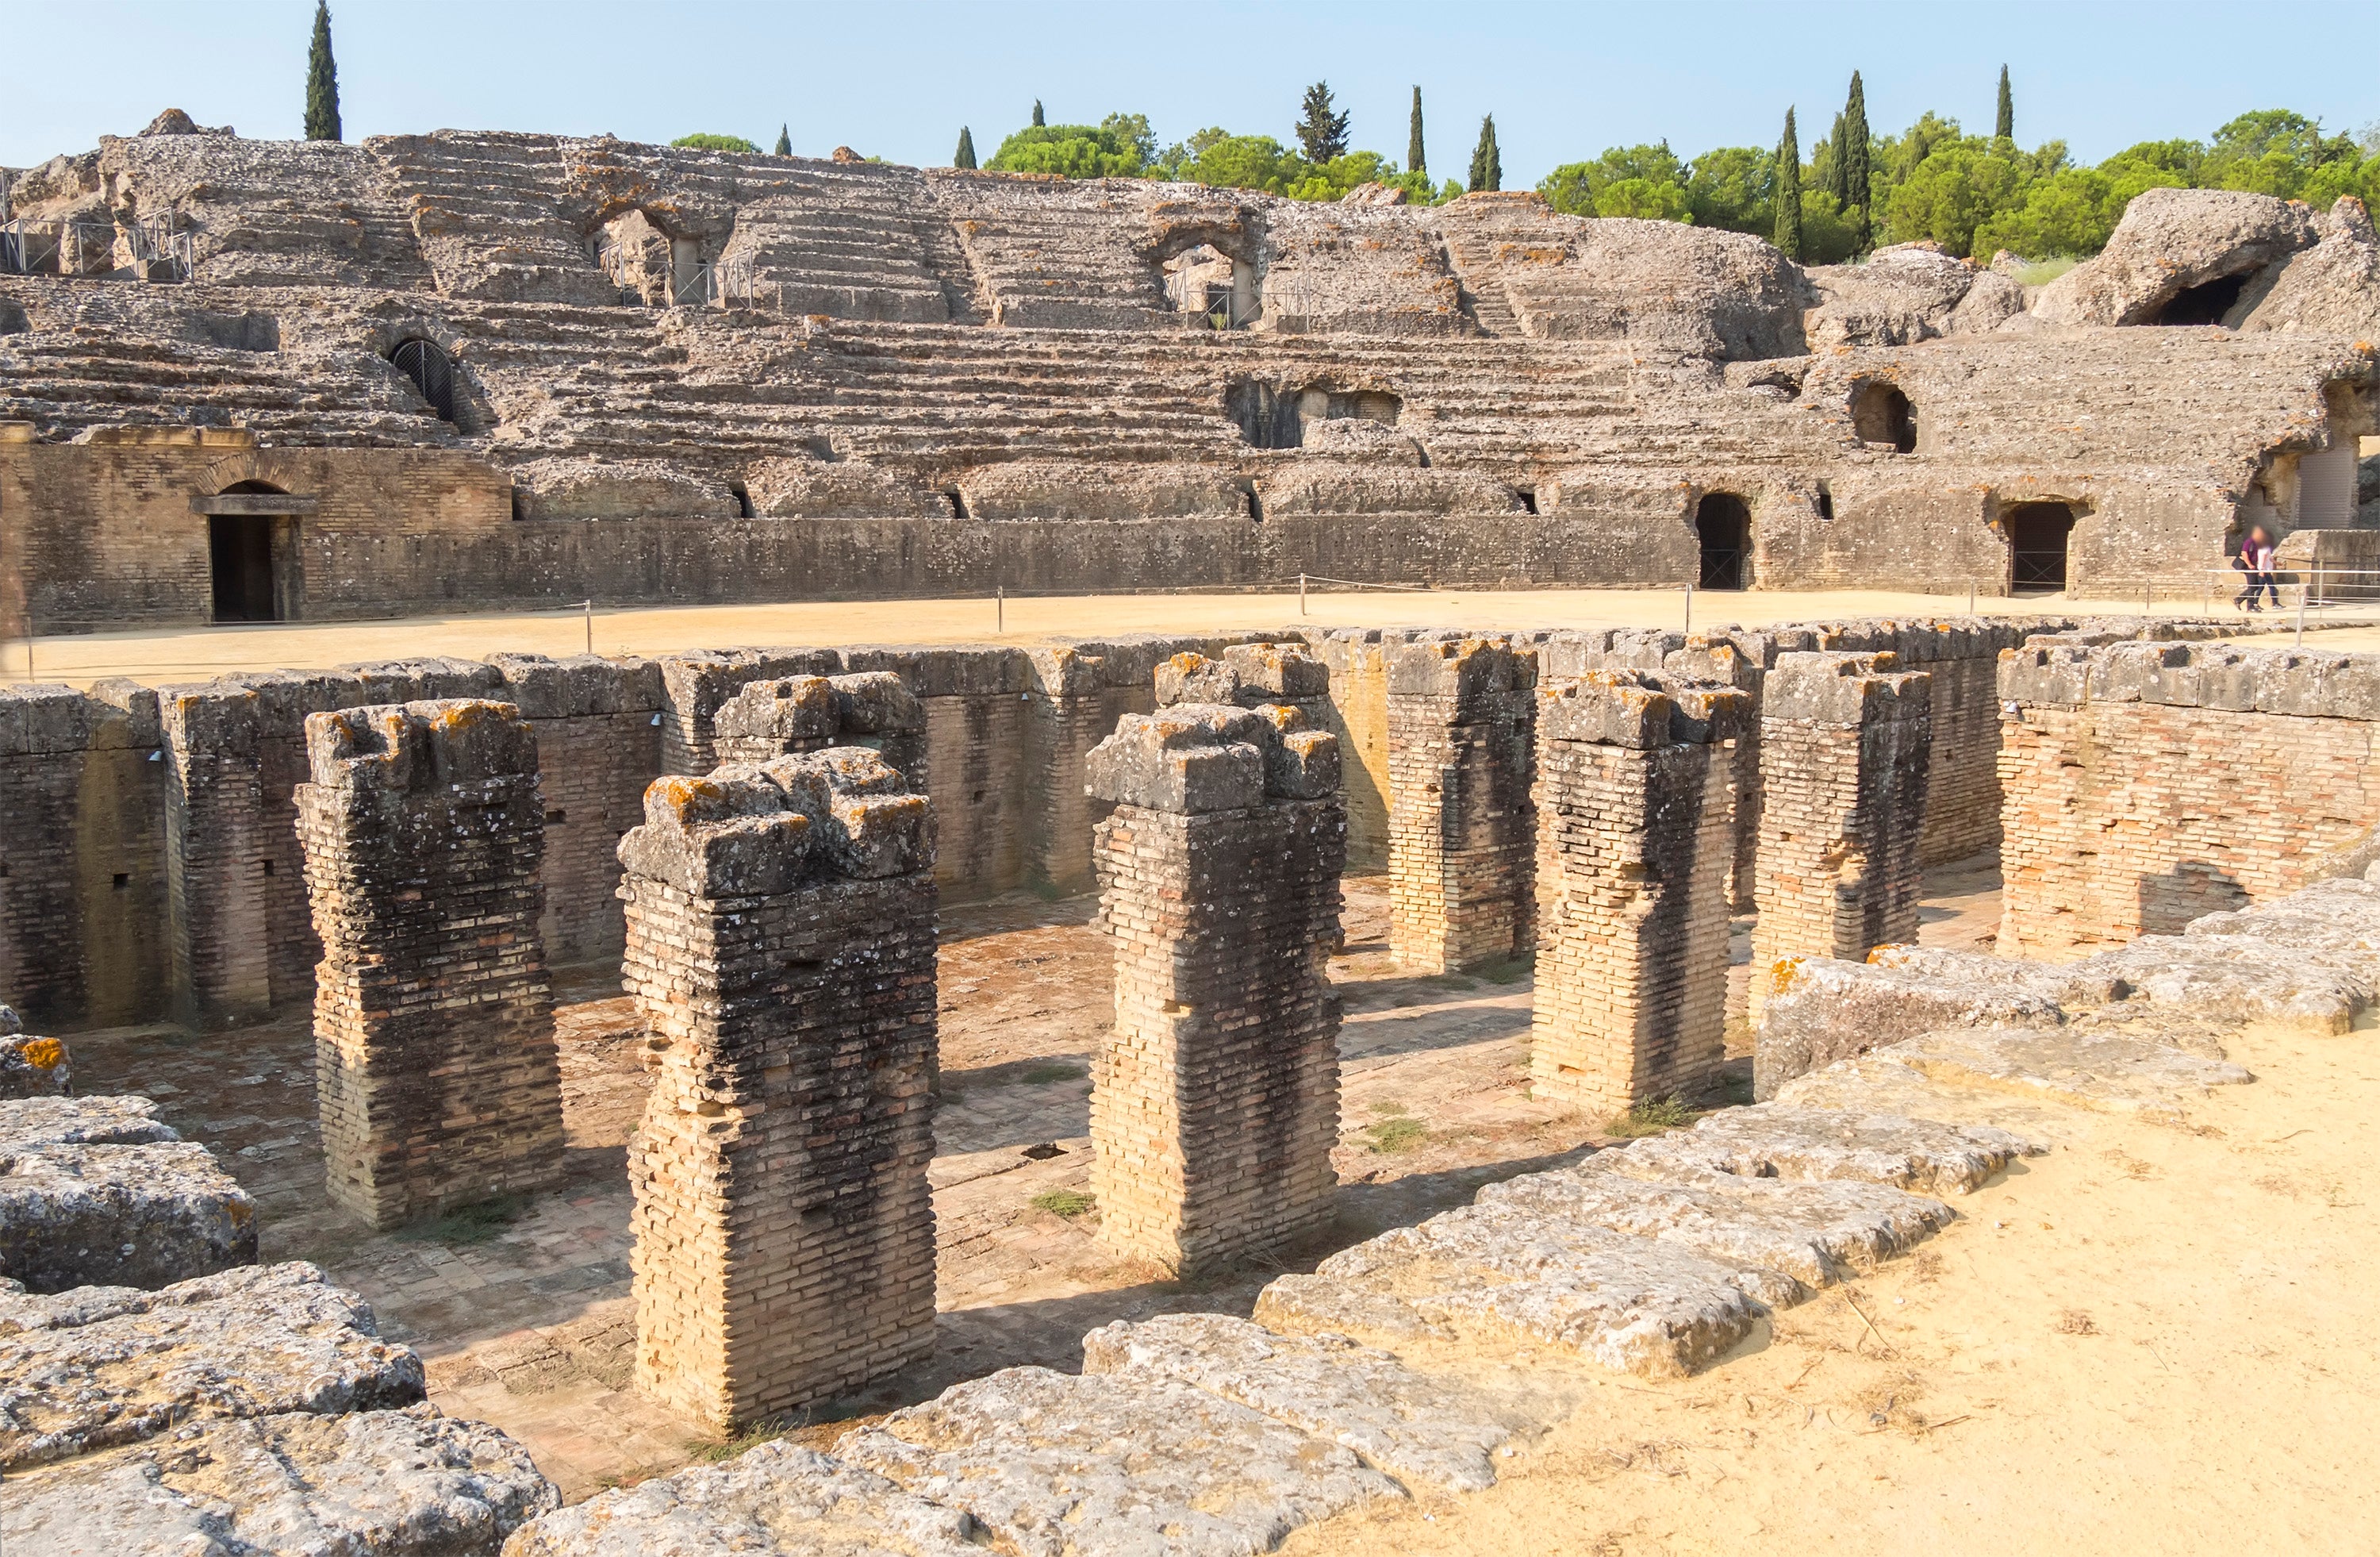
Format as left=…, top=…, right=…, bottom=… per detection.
left=0, top=586, right=2190, bottom=689
left=1284, top=1017, right=2380, bottom=1557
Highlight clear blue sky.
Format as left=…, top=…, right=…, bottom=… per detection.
left=6, top=1, right=2374, bottom=181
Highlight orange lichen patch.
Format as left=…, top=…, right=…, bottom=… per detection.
left=1770, top=955, right=1807, bottom=994
left=653, top=775, right=728, bottom=809
left=20, top=1037, right=63, bottom=1069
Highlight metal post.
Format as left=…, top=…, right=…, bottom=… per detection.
left=996, top=584, right=1004, bottom=633
left=1967, top=581, right=1976, bottom=615
left=1299, top=573, right=1307, bottom=616
left=584, top=599, right=593, bottom=655
left=1683, top=582, right=1694, bottom=636
left=2296, top=585, right=2307, bottom=647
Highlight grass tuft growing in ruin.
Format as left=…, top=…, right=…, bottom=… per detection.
left=397, top=1194, right=525, bottom=1246
left=1031, top=1188, right=1097, bottom=1218
left=1018, top=1062, right=1087, bottom=1086
left=1364, top=1116, right=1431, bottom=1153
left=1473, top=955, right=1533, bottom=985
left=2010, top=256, right=2080, bottom=286
left=690, top=1417, right=796, bottom=1462
left=1602, top=1096, right=1698, bottom=1139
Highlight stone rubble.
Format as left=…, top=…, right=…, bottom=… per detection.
left=1609, top=1103, right=2043, bottom=1197
left=0, top=1260, right=424, bottom=1470
left=2, top=1402, right=556, bottom=1557
left=0, top=1008, right=69, bottom=1098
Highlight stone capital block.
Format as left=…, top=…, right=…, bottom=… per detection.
left=1090, top=785, right=1345, bottom=1278
left=1530, top=676, right=1738, bottom=1112
left=1749, top=655, right=1934, bottom=1070
left=294, top=700, right=562, bottom=1230
left=619, top=748, right=939, bottom=1428
left=712, top=671, right=930, bottom=785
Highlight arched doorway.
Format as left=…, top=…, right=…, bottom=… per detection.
left=2007, top=502, right=2076, bottom=592
left=1695, top=493, right=1752, bottom=590
left=389, top=339, right=457, bottom=421
left=207, top=481, right=293, bottom=623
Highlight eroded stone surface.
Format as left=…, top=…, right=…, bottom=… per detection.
left=504, top=1440, right=975, bottom=1557
left=1257, top=1201, right=1774, bottom=1378
left=1610, top=1103, right=2042, bottom=1197
left=1479, top=1156, right=1955, bottom=1294
left=1, top=1403, right=555, bottom=1557
left=0, top=1261, right=424, bottom=1469
left=0, top=1095, right=255, bottom=1293
left=2071, top=936, right=2368, bottom=1031
left=1081, top=1313, right=1554, bottom=1494
left=1883, top=1026, right=2254, bottom=1114
left=835, top=1365, right=1403, bottom=1556
left=1756, top=953, right=2063, bottom=1098
left=0, top=1030, right=69, bottom=1099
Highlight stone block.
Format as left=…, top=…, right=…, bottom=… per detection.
left=0, top=1009, right=68, bottom=1098
left=502, top=1441, right=977, bottom=1557
left=1, top=1404, right=556, bottom=1557
left=835, top=1366, right=1403, bottom=1556
left=1882, top=1026, right=2255, bottom=1115
left=0, top=1261, right=423, bottom=1470
left=1754, top=955, right=2065, bottom=1099
left=1084, top=705, right=1269, bottom=814
left=1611, top=1104, right=2042, bottom=1196
left=0, top=1096, right=255, bottom=1293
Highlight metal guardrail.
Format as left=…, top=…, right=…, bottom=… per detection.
left=1, top=215, right=190, bottom=281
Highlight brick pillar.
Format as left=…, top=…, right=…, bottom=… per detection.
left=712, top=671, right=929, bottom=786
left=619, top=748, right=939, bottom=1428
left=163, top=686, right=273, bottom=1030
left=1387, top=639, right=1537, bottom=973
left=1086, top=703, right=1345, bottom=1277
left=1530, top=672, right=1749, bottom=1112
left=1749, top=653, right=1933, bottom=1085
left=295, top=700, right=563, bottom=1228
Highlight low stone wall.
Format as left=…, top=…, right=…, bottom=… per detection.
left=1998, top=641, right=2380, bottom=959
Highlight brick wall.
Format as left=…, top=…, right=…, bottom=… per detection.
left=1530, top=672, right=1748, bottom=1112
left=1998, top=641, right=2380, bottom=959
left=296, top=699, right=564, bottom=1229
left=619, top=752, right=938, bottom=1428
left=1086, top=704, right=1345, bottom=1277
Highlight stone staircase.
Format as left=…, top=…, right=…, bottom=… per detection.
left=367, top=132, right=617, bottom=306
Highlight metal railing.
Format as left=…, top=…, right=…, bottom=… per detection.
left=0, top=215, right=190, bottom=281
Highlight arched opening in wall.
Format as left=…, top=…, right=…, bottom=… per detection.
left=389, top=339, right=456, bottom=422
left=2148, top=272, right=2248, bottom=327
left=1695, top=493, right=1752, bottom=590
left=1849, top=382, right=1917, bottom=452
left=2006, top=502, right=2077, bottom=592
left=208, top=482, right=290, bottom=624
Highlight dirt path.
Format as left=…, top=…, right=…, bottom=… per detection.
left=1284, top=1017, right=2380, bottom=1556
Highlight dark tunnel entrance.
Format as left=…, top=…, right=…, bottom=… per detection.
left=1695, top=493, right=1752, bottom=590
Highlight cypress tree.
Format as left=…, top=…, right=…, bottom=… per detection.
left=1774, top=108, right=1803, bottom=261
left=304, top=0, right=342, bottom=143
left=1995, top=65, right=2013, bottom=140
left=1468, top=115, right=1500, bottom=193
left=954, top=127, right=977, bottom=170
left=1844, top=71, right=1871, bottom=250
left=1407, top=86, right=1426, bottom=177
left=1031, top=100, right=1045, bottom=128
left=1826, top=110, right=1848, bottom=204
left=774, top=124, right=792, bottom=157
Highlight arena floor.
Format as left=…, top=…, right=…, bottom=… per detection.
left=5, top=586, right=2163, bottom=687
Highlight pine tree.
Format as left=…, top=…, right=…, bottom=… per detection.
left=774, top=124, right=792, bottom=157
left=1468, top=115, right=1500, bottom=193
left=304, top=0, right=342, bottom=143
left=954, top=127, right=977, bottom=170
left=1407, top=86, right=1426, bottom=178
left=1296, top=82, right=1351, bottom=163
left=1995, top=65, right=2013, bottom=140
left=1774, top=108, right=1803, bottom=260
left=1031, top=100, right=1045, bottom=128
left=1844, top=71, right=1871, bottom=251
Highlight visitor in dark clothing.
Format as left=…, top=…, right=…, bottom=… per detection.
left=2234, top=525, right=2279, bottom=611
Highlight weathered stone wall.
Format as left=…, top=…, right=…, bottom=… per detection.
left=1387, top=640, right=1537, bottom=973
left=1998, top=642, right=2380, bottom=959
left=295, top=699, right=564, bottom=1228
left=1748, top=652, right=1933, bottom=1061
left=1087, top=704, right=1345, bottom=1276
left=618, top=752, right=938, bottom=1428
left=1530, top=673, right=1748, bottom=1112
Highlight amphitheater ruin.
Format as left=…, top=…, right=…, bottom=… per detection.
left=4, top=114, right=2380, bottom=1555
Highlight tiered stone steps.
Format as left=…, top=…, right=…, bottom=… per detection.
left=367, top=132, right=618, bottom=306
left=0, top=331, right=459, bottom=444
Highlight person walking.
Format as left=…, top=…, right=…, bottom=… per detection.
left=2234, top=525, right=2279, bottom=611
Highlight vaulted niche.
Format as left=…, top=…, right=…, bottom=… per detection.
left=1849, top=381, right=1917, bottom=453
left=1695, top=493, right=1752, bottom=590
left=2148, top=272, right=2248, bottom=327
left=1226, top=379, right=1402, bottom=449
left=389, top=338, right=457, bottom=422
